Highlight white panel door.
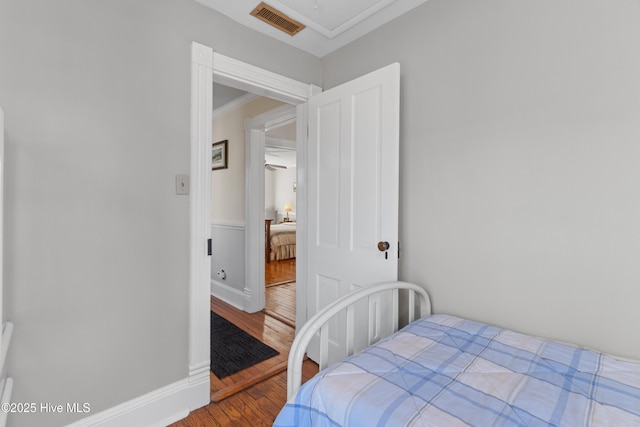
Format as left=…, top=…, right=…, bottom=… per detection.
left=306, top=63, right=400, bottom=364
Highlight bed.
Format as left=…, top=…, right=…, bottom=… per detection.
left=275, top=281, right=640, bottom=426
left=265, top=220, right=296, bottom=263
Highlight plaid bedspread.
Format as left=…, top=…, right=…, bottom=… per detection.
left=274, top=314, right=640, bottom=426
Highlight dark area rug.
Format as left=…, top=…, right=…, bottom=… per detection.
left=210, top=311, right=279, bottom=379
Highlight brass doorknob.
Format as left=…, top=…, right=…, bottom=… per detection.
left=377, top=241, right=390, bottom=251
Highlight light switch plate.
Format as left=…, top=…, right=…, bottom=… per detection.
left=176, top=174, right=189, bottom=195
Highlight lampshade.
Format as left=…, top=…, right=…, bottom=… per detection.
left=284, top=204, right=292, bottom=212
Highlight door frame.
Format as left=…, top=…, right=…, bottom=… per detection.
left=189, top=42, right=321, bottom=387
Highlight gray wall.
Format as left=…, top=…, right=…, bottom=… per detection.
left=322, top=0, right=640, bottom=359
left=0, top=0, right=320, bottom=426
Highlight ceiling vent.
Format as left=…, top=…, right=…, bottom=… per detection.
left=250, top=2, right=305, bottom=36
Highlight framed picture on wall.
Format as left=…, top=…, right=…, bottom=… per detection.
left=212, top=140, right=228, bottom=170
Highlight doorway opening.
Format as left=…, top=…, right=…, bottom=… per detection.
left=189, top=43, right=321, bottom=407
left=264, top=125, right=297, bottom=327
left=210, top=82, right=297, bottom=325
left=190, top=42, right=400, bottom=416
left=208, top=84, right=301, bottom=401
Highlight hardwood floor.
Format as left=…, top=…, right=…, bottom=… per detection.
left=264, top=258, right=296, bottom=327
left=264, top=283, right=296, bottom=327
left=208, top=297, right=293, bottom=403
left=169, top=258, right=313, bottom=426
left=265, top=258, right=296, bottom=286
left=169, top=359, right=318, bottom=427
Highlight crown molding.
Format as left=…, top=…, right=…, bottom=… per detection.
left=212, top=93, right=259, bottom=119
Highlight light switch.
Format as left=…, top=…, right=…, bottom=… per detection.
left=176, top=174, right=189, bottom=195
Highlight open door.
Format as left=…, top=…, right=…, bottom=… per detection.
left=306, top=63, right=400, bottom=363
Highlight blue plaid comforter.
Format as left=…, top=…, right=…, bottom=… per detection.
left=274, top=314, right=640, bottom=426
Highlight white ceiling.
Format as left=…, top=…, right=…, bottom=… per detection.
left=193, top=0, right=429, bottom=57
left=212, top=84, right=248, bottom=110
left=266, top=122, right=297, bottom=167
left=265, top=146, right=296, bottom=168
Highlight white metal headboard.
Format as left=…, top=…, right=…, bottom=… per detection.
left=287, top=281, right=431, bottom=400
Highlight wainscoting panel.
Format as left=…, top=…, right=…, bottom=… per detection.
left=210, top=222, right=245, bottom=309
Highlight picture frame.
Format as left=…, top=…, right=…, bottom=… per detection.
left=212, top=140, right=228, bottom=170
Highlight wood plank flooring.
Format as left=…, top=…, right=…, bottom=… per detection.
left=209, top=297, right=292, bottom=402
left=264, top=283, right=296, bottom=327
left=265, top=258, right=296, bottom=286
left=169, top=258, right=312, bottom=426
left=264, top=258, right=296, bottom=327
left=169, top=359, right=318, bottom=427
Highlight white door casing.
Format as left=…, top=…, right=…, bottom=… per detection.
left=189, top=42, right=320, bottom=394
left=306, top=63, right=401, bottom=364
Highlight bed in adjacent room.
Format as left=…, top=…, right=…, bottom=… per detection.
left=266, top=220, right=296, bottom=262
left=275, top=282, right=640, bottom=427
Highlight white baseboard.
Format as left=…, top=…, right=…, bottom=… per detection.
left=67, top=371, right=209, bottom=427
left=211, top=279, right=245, bottom=310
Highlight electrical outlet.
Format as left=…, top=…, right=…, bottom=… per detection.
left=176, top=174, right=189, bottom=195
